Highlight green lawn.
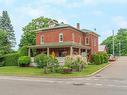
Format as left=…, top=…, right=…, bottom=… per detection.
left=0, top=63, right=109, bottom=78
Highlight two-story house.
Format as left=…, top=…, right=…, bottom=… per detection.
left=28, top=21, right=99, bottom=60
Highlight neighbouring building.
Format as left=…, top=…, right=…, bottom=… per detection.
left=28, top=21, right=99, bottom=60
left=99, top=45, right=107, bottom=53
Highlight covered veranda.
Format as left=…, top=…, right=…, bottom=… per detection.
left=28, top=42, right=91, bottom=58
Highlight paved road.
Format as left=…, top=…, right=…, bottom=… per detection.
left=0, top=56, right=127, bottom=95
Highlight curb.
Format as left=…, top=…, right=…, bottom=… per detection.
left=85, top=63, right=113, bottom=77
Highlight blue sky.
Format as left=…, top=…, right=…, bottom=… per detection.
left=0, top=0, right=127, bottom=49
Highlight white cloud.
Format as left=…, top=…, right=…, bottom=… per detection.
left=112, top=16, right=127, bottom=28
left=0, top=0, right=15, bottom=5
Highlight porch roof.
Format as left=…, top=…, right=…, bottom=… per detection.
left=28, top=42, right=91, bottom=49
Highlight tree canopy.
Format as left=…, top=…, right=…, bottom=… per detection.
left=0, top=11, right=16, bottom=48
left=0, top=29, right=10, bottom=57
left=19, top=17, right=58, bottom=47
left=101, top=28, right=127, bottom=56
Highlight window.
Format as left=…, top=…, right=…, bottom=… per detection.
left=40, top=35, right=44, bottom=44
left=59, top=33, right=63, bottom=42
left=72, top=33, right=75, bottom=43
left=85, top=37, right=89, bottom=45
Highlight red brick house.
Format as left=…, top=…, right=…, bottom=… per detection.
left=28, top=22, right=99, bottom=60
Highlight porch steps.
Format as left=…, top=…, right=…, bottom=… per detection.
left=30, top=57, right=37, bottom=67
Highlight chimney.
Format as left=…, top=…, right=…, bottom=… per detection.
left=76, top=23, right=80, bottom=29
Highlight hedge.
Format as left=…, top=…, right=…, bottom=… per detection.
left=19, top=46, right=28, bottom=56
left=4, top=53, right=19, bottom=66
left=18, top=56, right=31, bottom=67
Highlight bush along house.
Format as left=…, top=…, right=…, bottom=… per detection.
left=28, top=20, right=99, bottom=63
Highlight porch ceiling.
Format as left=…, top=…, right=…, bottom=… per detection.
left=28, top=42, right=91, bottom=49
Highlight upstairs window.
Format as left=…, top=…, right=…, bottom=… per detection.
left=40, top=35, right=44, bottom=44
left=85, top=37, right=89, bottom=45
left=59, top=33, right=63, bottom=42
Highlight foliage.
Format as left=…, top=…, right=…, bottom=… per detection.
left=92, top=52, right=108, bottom=65
left=102, top=28, right=127, bottom=56
left=34, top=54, right=59, bottom=73
left=18, top=56, right=31, bottom=67
left=19, top=17, right=58, bottom=47
left=64, top=55, right=87, bottom=72
left=0, top=29, right=11, bottom=55
left=34, top=54, right=51, bottom=68
left=19, top=46, right=28, bottom=56
left=4, top=53, right=19, bottom=66
left=0, top=11, right=16, bottom=48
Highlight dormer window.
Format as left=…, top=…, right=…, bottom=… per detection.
left=48, top=20, right=58, bottom=28
left=85, top=37, right=89, bottom=45
left=59, top=33, right=63, bottom=42
left=40, top=35, right=44, bottom=44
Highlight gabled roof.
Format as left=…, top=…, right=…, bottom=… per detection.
left=35, top=24, right=99, bottom=36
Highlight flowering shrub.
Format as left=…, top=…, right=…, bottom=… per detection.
left=64, top=55, right=87, bottom=72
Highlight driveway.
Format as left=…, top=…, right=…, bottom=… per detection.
left=0, top=56, right=127, bottom=95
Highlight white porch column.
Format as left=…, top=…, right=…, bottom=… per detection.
left=70, top=46, right=73, bottom=56
left=47, top=48, right=49, bottom=56
left=79, top=48, right=81, bottom=55
left=28, top=48, right=31, bottom=57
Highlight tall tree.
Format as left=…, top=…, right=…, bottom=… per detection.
left=19, top=17, right=58, bottom=47
left=0, top=11, right=16, bottom=48
left=102, top=28, right=127, bottom=56
left=0, top=29, right=10, bottom=56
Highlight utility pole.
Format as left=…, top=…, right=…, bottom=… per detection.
left=112, top=30, right=115, bottom=56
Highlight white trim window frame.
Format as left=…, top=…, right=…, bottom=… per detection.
left=40, top=35, right=44, bottom=44
left=59, top=33, right=63, bottom=42
left=85, top=37, right=90, bottom=45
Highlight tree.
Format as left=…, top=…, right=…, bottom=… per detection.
left=19, top=17, right=58, bottom=47
left=0, top=11, right=16, bottom=48
left=101, top=28, right=127, bottom=56
left=0, top=29, right=10, bottom=57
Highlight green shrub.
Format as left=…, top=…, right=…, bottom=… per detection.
left=34, top=54, right=59, bottom=73
left=92, top=53, right=101, bottom=65
left=34, top=54, right=51, bottom=68
left=4, top=53, right=19, bottom=66
left=18, top=56, right=31, bottom=67
left=92, top=52, right=109, bottom=65
left=19, top=46, right=28, bottom=56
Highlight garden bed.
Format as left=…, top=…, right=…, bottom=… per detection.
left=0, top=63, right=109, bottom=78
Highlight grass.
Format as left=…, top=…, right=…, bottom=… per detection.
left=0, top=63, right=109, bottom=78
